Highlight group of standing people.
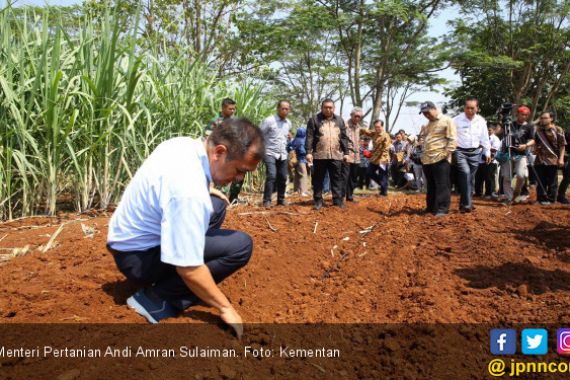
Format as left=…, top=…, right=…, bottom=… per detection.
left=257, top=96, right=568, bottom=216
left=417, top=100, right=568, bottom=216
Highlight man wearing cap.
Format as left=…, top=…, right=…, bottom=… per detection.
left=452, top=97, right=491, bottom=212
left=418, top=101, right=457, bottom=216
left=499, top=105, right=535, bottom=204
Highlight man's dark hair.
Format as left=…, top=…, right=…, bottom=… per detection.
left=277, top=100, right=290, bottom=108
left=321, top=98, right=335, bottom=107
left=372, top=119, right=384, bottom=127
left=209, top=118, right=265, bottom=161
left=398, top=129, right=406, bottom=135
left=465, top=96, right=479, bottom=106
left=541, top=111, right=556, bottom=121
left=221, top=98, right=236, bottom=108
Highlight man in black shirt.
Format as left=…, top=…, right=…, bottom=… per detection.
left=499, top=106, right=535, bottom=204
left=557, top=129, right=570, bottom=204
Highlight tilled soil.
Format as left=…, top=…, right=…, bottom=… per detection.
left=0, top=193, right=569, bottom=324
left=0, top=194, right=569, bottom=379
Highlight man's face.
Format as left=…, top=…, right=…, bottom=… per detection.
left=539, top=113, right=552, bottom=126
left=210, top=145, right=260, bottom=186
left=277, top=102, right=290, bottom=119
left=351, top=112, right=363, bottom=125
left=374, top=122, right=383, bottom=133
left=516, top=111, right=529, bottom=124
left=422, top=108, right=438, bottom=121
left=488, top=127, right=494, bottom=136
left=464, top=100, right=478, bottom=119
left=222, top=104, right=237, bottom=118
left=395, top=134, right=403, bottom=142
left=321, top=102, right=335, bottom=118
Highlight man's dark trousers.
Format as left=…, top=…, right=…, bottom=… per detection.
left=367, top=163, right=388, bottom=195
left=313, top=159, right=344, bottom=204
left=558, top=158, right=570, bottom=201
left=535, top=165, right=558, bottom=203
left=423, top=159, right=451, bottom=214
left=475, top=162, right=496, bottom=196
left=453, top=148, right=481, bottom=209
left=263, top=156, right=288, bottom=204
left=109, top=196, right=253, bottom=310
left=343, top=162, right=359, bottom=200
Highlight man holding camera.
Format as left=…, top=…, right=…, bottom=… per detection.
left=499, top=105, right=535, bottom=204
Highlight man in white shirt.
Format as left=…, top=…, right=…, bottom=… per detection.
left=453, top=97, right=491, bottom=212
left=260, top=100, right=292, bottom=207
left=107, top=118, right=265, bottom=337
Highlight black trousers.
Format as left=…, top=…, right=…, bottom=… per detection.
left=357, top=166, right=370, bottom=189
left=313, top=159, right=344, bottom=204
left=343, top=162, right=359, bottom=200
left=367, top=163, right=389, bottom=195
left=263, top=156, right=288, bottom=204
left=423, top=159, right=451, bottom=214
left=475, top=162, right=497, bottom=196
left=558, top=158, right=570, bottom=200
left=229, top=180, right=243, bottom=203
left=108, top=196, right=253, bottom=310
left=535, top=165, right=558, bottom=202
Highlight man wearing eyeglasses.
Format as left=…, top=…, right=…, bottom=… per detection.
left=452, top=97, right=491, bottom=213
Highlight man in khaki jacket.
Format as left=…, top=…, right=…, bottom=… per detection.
left=419, top=101, right=457, bottom=216
left=360, top=119, right=391, bottom=196
left=305, top=99, right=352, bottom=210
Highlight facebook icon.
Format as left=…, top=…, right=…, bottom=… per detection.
left=491, top=329, right=517, bottom=355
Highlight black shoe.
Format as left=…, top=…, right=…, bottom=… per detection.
left=314, top=200, right=323, bottom=210
left=277, top=200, right=288, bottom=206
left=334, top=201, right=346, bottom=209
left=459, top=206, right=472, bottom=213
left=346, top=197, right=358, bottom=203
left=434, top=211, right=448, bottom=217
left=558, top=198, right=569, bottom=204
left=262, top=201, right=272, bottom=208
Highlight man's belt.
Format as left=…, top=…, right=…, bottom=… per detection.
left=457, top=147, right=481, bottom=153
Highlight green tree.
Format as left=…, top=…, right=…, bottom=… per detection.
left=446, top=0, right=570, bottom=126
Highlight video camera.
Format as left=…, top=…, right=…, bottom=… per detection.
left=497, top=102, right=514, bottom=125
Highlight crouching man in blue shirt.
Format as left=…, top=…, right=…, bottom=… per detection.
left=107, top=118, right=264, bottom=337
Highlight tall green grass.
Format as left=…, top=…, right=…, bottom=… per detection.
left=0, top=5, right=272, bottom=220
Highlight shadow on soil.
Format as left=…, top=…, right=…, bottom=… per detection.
left=455, top=262, right=570, bottom=295
left=101, top=279, right=139, bottom=305
left=514, top=221, right=570, bottom=251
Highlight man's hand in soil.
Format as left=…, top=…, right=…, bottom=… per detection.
left=343, top=155, right=350, bottom=162
left=220, top=305, right=243, bottom=339
left=306, top=153, right=313, bottom=164
left=176, top=265, right=243, bottom=338
left=209, top=187, right=230, bottom=206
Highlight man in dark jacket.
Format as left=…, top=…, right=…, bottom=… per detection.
left=305, top=99, right=352, bottom=210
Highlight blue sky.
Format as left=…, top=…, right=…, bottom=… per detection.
left=2, top=0, right=462, bottom=133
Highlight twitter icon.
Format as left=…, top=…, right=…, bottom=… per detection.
left=522, top=329, right=548, bottom=355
